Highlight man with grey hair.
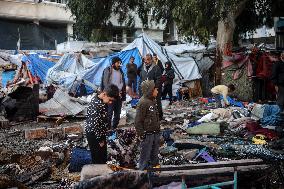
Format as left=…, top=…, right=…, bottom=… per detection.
left=271, top=52, right=284, bottom=111
left=139, top=53, right=163, bottom=120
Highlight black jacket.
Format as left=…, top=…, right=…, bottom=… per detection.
left=156, top=59, right=164, bottom=73
left=85, top=95, right=108, bottom=140
left=271, top=60, right=284, bottom=86
left=163, top=68, right=175, bottom=85
left=100, top=66, right=126, bottom=101
left=126, top=63, right=137, bottom=80
left=139, top=63, right=162, bottom=88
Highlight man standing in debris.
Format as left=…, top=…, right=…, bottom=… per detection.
left=85, top=84, right=119, bottom=164
left=153, top=53, right=164, bottom=73
left=271, top=52, right=284, bottom=111
left=162, top=61, right=175, bottom=105
left=211, top=84, right=235, bottom=108
left=139, top=54, right=163, bottom=120
left=135, top=80, right=160, bottom=170
left=126, top=56, right=138, bottom=97
left=101, top=56, right=126, bottom=129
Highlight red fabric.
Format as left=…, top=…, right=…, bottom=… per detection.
left=254, top=128, right=278, bottom=140
left=247, top=60, right=253, bottom=79
left=199, top=98, right=209, bottom=103
left=246, top=121, right=261, bottom=132
left=255, top=54, right=274, bottom=79
left=222, top=60, right=234, bottom=69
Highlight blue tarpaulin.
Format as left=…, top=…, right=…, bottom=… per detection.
left=24, top=54, right=55, bottom=82
left=82, top=48, right=142, bottom=88
left=1, top=70, right=16, bottom=87
left=220, top=95, right=244, bottom=108
left=45, top=48, right=142, bottom=95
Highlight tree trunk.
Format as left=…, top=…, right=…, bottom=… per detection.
left=214, top=0, right=248, bottom=85
left=215, top=15, right=236, bottom=85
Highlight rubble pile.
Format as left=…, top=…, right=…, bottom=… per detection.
left=1, top=96, right=284, bottom=188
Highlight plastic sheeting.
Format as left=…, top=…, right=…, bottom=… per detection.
left=122, top=33, right=202, bottom=94
left=46, top=53, right=95, bottom=90
left=25, top=54, right=55, bottom=82
left=1, top=70, right=16, bottom=87
left=82, top=48, right=142, bottom=87
left=164, top=43, right=207, bottom=54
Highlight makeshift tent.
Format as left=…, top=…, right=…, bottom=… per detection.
left=46, top=53, right=95, bottom=91
left=24, top=54, right=55, bottom=83
left=122, top=33, right=202, bottom=94
left=45, top=48, right=141, bottom=95
left=82, top=48, right=142, bottom=88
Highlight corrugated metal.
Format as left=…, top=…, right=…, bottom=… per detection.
left=39, top=88, right=85, bottom=116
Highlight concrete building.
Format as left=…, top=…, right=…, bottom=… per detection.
left=0, top=1, right=166, bottom=50
left=109, top=9, right=166, bottom=43
left=0, top=0, right=74, bottom=50
left=275, top=17, right=284, bottom=50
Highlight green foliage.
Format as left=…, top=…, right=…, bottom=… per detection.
left=234, top=0, right=273, bottom=44
left=67, top=0, right=114, bottom=40
left=67, top=0, right=150, bottom=41
left=67, top=0, right=274, bottom=44
left=151, top=0, right=273, bottom=45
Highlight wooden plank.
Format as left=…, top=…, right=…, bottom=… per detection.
left=148, top=159, right=264, bottom=172
left=156, top=165, right=269, bottom=177
left=150, top=164, right=270, bottom=187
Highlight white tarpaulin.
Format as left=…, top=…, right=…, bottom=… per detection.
left=164, top=43, right=206, bottom=54
left=46, top=53, right=95, bottom=90
left=122, top=33, right=202, bottom=94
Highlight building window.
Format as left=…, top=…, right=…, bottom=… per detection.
left=147, top=8, right=154, bottom=16
left=112, top=30, right=123, bottom=43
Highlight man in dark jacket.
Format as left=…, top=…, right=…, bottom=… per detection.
left=126, top=56, right=138, bottom=96
left=135, top=80, right=160, bottom=170
left=139, top=54, right=163, bottom=120
left=101, top=56, right=126, bottom=129
left=153, top=53, right=164, bottom=73
left=271, top=52, right=284, bottom=111
left=162, top=61, right=175, bottom=105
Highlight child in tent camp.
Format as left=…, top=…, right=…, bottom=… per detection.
left=211, top=84, right=236, bottom=108
left=85, top=84, right=119, bottom=164
left=135, top=80, right=160, bottom=170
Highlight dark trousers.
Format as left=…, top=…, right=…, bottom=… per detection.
left=128, top=78, right=137, bottom=93
left=277, top=85, right=284, bottom=111
left=157, top=88, right=163, bottom=119
left=108, top=98, right=122, bottom=129
left=162, top=84, right=173, bottom=102
left=253, top=78, right=266, bottom=102
left=139, top=133, right=160, bottom=170
left=86, top=134, right=107, bottom=164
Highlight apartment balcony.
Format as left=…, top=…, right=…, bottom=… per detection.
left=0, top=0, right=74, bottom=23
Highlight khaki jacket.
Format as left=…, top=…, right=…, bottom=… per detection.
left=135, top=96, right=160, bottom=137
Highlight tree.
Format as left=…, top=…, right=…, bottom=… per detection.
left=67, top=0, right=274, bottom=83
left=67, top=0, right=151, bottom=41
left=150, top=0, right=274, bottom=84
